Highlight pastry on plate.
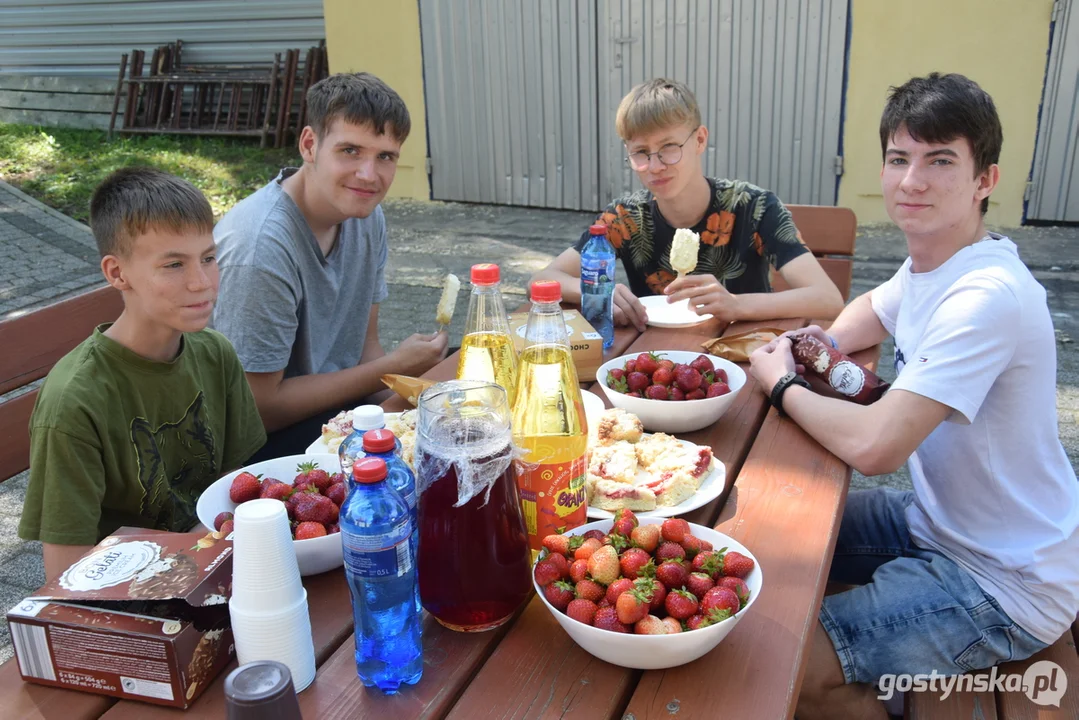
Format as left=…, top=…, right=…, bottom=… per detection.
left=588, top=440, right=639, bottom=484
left=596, top=408, right=644, bottom=445
left=589, top=477, right=657, bottom=512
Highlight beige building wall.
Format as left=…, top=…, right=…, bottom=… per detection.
left=839, top=0, right=1053, bottom=226
left=322, top=0, right=431, bottom=201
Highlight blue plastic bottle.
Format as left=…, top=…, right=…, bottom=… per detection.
left=340, top=457, right=422, bottom=694
left=338, top=405, right=400, bottom=476
left=580, top=223, right=616, bottom=349
left=361, top=429, right=417, bottom=529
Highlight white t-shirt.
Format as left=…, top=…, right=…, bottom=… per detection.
left=871, top=234, right=1079, bottom=645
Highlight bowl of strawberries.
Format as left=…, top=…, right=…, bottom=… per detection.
left=596, top=351, right=746, bottom=433
left=196, top=454, right=345, bottom=576
left=532, top=511, right=762, bottom=670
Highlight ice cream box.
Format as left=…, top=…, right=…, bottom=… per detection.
left=508, top=309, right=605, bottom=382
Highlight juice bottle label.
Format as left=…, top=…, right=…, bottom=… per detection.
left=343, top=530, right=412, bottom=579
left=515, top=454, right=587, bottom=551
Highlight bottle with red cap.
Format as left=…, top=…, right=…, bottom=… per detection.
left=360, top=429, right=416, bottom=529
left=456, top=263, right=520, bottom=403
left=510, top=280, right=589, bottom=557
left=579, top=222, right=615, bottom=349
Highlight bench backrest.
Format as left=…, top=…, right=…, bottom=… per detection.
left=0, top=285, right=123, bottom=482
left=771, top=204, right=857, bottom=301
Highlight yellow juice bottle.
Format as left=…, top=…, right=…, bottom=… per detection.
left=511, top=280, right=588, bottom=556
left=456, top=264, right=519, bottom=404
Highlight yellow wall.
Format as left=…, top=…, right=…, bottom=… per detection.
left=322, top=0, right=430, bottom=201
left=839, top=0, right=1053, bottom=226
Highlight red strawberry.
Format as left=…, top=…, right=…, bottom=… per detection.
left=665, top=588, right=700, bottom=620
left=669, top=387, right=686, bottom=401
left=328, top=523, right=340, bottom=534
left=689, top=354, right=715, bottom=375
left=261, top=480, right=294, bottom=502
left=634, top=615, right=668, bottom=635
left=607, top=368, right=626, bottom=382
left=655, top=560, right=689, bottom=590
left=635, top=577, right=666, bottom=613
left=630, top=524, right=661, bottom=553
left=575, top=579, right=605, bottom=604
left=685, top=389, right=706, bottom=401
left=718, top=576, right=751, bottom=606
left=661, top=518, right=690, bottom=543
left=534, top=559, right=562, bottom=587
left=544, top=580, right=575, bottom=611
left=294, top=521, right=326, bottom=540
left=325, top=482, right=346, bottom=507
left=593, top=606, right=629, bottom=633
left=674, top=366, right=703, bottom=393
left=714, top=368, right=729, bottom=384
left=657, top=359, right=675, bottom=371
left=213, top=511, right=233, bottom=531
left=545, top=552, right=570, bottom=579
left=293, top=492, right=339, bottom=525
left=706, top=382, right=731, bottom=398
left=645, top=384, right=670, bottom=401
left=612, top=517, right=635, bottom=537
left=615, top=589, right=650, bottom=625
left=662, top=617, right=683, bottom=634
left=699, top=378, right=712, bottom=395
left=605, top=578, right=635, bottom=605
left=582, top=530, right=605, bottom=542
left=607, top=373, right=629, bottom=394
left=680, top=534, right=703, bottom=559
left=229, top=472, right=261, bottom=503
left=627, top=390, right=644, bottom=398
left=330, top=472, right=347, bottom=484
left=569, top=559, right=590, bottom=584
left=652, top=367, right=673, bottom=387
left=566, top=599, right=598, bottom=625
left=723, top=551, right=755, bottom=579
left=686, top=572, right=715, bottom=600
left=307, top=468, right=332, bottom=492
left=543, top=533, right=582, bottom=557
left=635, top=352, right=661, bottom=377
left=619, top=548, right=653, bottom=580
left=701, top=586, right=740, bottom=620
left=626, top=372, right=650, bottom=392
left=656, top=541, right=686, bottom=563
left=219, top=519, right=235, bottom=535
left=699, top=539, right=714, bottom=552
left=586, top=545, right=620, bottom=585
left=602, top=533, right=629, bottom=553
left=685, top=614, right=709, bottom=631
left=624, top=359, right=637, bottom=374
left=574, top=538, right=602, bottom=560
left=614, top=508, right=639, bottom=529
left=692, top=550, right=723, bottom=580
left=597, top=598, right=611, bottom=609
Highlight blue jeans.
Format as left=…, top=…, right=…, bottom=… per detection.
left=820, top=488, right=1047, bottom=684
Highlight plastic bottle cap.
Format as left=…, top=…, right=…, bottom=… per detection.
left=351, top=405, right=385, bottom=432
left=362, top=428, right=397, bottom=453
left=471, top=263, right=500, bottom=285
left=530, top=280, right=562, bottom=303
left=353, top=457, right=388, bottom=484
left=589, top=223, right=607, bottom=236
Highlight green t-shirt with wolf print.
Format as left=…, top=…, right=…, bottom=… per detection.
left=20, top=326, right=266, bottom=545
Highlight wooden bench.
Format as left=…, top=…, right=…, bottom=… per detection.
left=773, top=204, right=858, bottom=301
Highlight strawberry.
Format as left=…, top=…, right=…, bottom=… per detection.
left=592, top=606, right=629, bottom=633
left=627, top=390, right=644, bottom=398
left=294, top=521, right=327, bottom=540
left=699, top=539, right=714, bottom=552
left=219, top=519, right=235, bottom=535
left=533, top=559, right=562, bottom=587
left=293, top=492, right=339, bottom=525
left=544, top=580, right=575, bottom=611
left=717, top=576, right=751, bottom=606
left=544, top=552, right=570, bottom=579
left=630, top=524, right=662, bottom=552
left=699, top=377, right=712, bottom=395
left=329, top=472, right=347, bottom=484
left=605, top=578, right=635, bottom=606
left=723, top=551, right=755, bottom=578
left=661, top=617, right=683, bottom=634
left=657, top=359, right=675, bottom=371
left=607, top=368, right=626, bottom=382
left=615, top=588, right=650, bottom=625
left=680, top=534, right=703, bottom=559
left=652, top=367, right=673, bottom=387
left=656, top=541, right=686, bottom=563
left=569, top=558, right=590, bottom=584
left=582, top=530, right=605, bottom=542
left=213, top=511, right=233, bottom=531
left=566, top=599, right=598, bottom=625
left=229, top=472, right=261, bottom=503
left=587, top=545, right=621, bottom=585
left=645, top=384, right=670, bottom=401
left=665, top=588, right=700, bottom=620
left=614, top=508, right=639, bottom=529
left=692, top=551, right=723, bottom=580
left=602, top=533, right=629, bottom=553
left=661, top=518, right=690, bottom=543
left=655, top=560, right=688, bottom=590
left=686, top=572, right=715, bottom=600
left=634, top=352, right=661, bottom=377
left=714, top=368, right=729, bottom=384
left=306, top=468, right=332, bottom=492
left=701, top=586, right=740, bottom=619
left=635, top=577, right=666, bottom=613
left=607, top=373, right=629, bottom=394
left=612, top=516, right=635, bottom=537
left=626, top=372, right=650, bottom=392
left=327, top=523, right=340, bottom=534
left=674, top=366, right=702, bottom=393
left=325, top=482, right=346, bottom=507
left=574, top=537, right=602, bottom=560
left=619, top=548, right=653, bottom=580
left=543, top=533, right=582, bottom=557
left=597, top=598, right=611, bottom=609
left=575, top=579, right=605, bottom=603
left=624, top=359, right=637, bottom=374
left=706, top=382, right=731, bottom=398
left=261, top=480, right=294, bottom=502
left=634, top=615, right=668, bottom=635
left=689, top=354, right=715, bottom=375
left=685, top=389, right=706, bottom=401
left=685, top=613, right=709, bottom=631
left=669, top=387, right=686, bottom=401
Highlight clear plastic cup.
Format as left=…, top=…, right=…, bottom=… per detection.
left=231, top=499, right=304, bottom=611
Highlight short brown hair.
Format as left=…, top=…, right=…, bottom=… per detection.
left=616, top=78, right=702, bottom=141
left=305, top=72, right=411, bottom=143
left=89, top=167, right=214, bottom=258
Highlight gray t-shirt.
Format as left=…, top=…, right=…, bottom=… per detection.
left=211, top=168, right=389, bottom=378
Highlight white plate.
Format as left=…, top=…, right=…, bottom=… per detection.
left=305, top=411, right=404, bottom=455
left=640, top=295, right=713, bottom=328
left=586, top=436, right=728, bottom=519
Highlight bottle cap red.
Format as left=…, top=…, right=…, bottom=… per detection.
left=589, top=224, right=607, bottom=236
left=352, top=457, right=387, bottom=484
left=530, top=280, right=562, bottom=303
left=362, top=428, right=396, bottom=453
left=471, top=263, right=500, bottom=285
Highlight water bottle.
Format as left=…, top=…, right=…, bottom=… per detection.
left=338, top=405, right=398, bottom=476
left=580, top=223, right=615, bottom=349
left=361, top=429, right=417, bottom=529
left=340, top=457, right=422, bottom=694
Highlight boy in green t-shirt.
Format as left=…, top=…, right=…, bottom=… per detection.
left=19, top=167, right=266, bottom=580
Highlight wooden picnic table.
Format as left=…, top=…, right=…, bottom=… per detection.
left=5, top=315, right=875, bottom=720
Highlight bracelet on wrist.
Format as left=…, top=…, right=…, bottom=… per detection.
left=770, top=372, right=812, bottom=417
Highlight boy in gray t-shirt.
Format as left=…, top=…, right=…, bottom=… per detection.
left=212, top=73, right=448, bottom=454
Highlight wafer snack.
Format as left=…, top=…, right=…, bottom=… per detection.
left=381, top=374, right=437, bottom=407
left=435, top=273, right=461, bottom=330
left=790, top=334, right=890, bottom=404
left=670, top=228, right=700, bottom=278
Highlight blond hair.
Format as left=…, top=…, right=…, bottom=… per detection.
left=615, top=78, right=701, bottom=141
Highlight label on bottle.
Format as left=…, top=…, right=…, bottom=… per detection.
left=514, top=454, right=587, bottom=553
left=581, top=257, right=615, bottom=287
left=342, top=521, right=412, bottom=579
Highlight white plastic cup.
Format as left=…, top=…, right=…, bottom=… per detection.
left=231, top=499, right=304, bottom=611
left=229, top=592, right=316, bottom=692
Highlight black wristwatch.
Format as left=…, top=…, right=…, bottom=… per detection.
left=770, top=372, right=811, bottom=417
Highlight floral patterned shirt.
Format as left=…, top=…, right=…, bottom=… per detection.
left=573, top=178, right=808, bottom=298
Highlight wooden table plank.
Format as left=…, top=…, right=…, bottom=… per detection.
left=1, top=658, right=114, bottom=720
left=994, top=634, right=1079, bottom=719
left=905, top=670, right=999, bottom=720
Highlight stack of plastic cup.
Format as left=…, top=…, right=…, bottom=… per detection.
left=228, top=499, right=316, bottom=692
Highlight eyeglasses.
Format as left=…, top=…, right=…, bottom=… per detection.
left=626, top=129, right=699, bottom=170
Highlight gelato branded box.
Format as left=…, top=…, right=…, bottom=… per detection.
left=509, top=308, right=605, bottom=382
left=6, top=527, right=234, bottom=708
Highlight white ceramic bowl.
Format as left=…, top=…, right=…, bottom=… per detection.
left=197, top=454, right=343, bottom=576
left=596, top=351, right=746, bottom=433
left=534, top=517, right=761, bottom=669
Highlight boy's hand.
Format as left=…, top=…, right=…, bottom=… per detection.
left=613, top=283, right=647, bottom=331
left=749, top=335, right=800, bottom=393
left=390, top=331, right=450, bottom=376
left=664, top=275, right=740, bottom=323
left=784, top=324, right=833, bottom=348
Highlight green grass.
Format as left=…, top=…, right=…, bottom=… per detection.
left=0, top=123, right=300, bottom=222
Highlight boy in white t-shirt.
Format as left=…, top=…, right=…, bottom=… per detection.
left=749, top=73, right=1079, bottom=719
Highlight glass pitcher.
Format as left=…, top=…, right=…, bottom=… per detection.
left=414, top=380, right=533, bottom=632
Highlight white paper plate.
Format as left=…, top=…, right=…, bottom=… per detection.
left=586, top=436, right=728, bottom=519
left=640, top=295, right=713, bottom=328
left=305, top=411, right=404, bottom=455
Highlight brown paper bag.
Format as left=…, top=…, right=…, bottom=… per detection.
left=381, top=374, right=436, bottom=407
left=701, top=327, right=788, bottom=362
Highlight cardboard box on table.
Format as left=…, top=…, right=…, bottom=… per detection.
left=508, top=309, right=604, bottom=382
